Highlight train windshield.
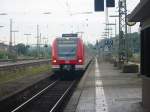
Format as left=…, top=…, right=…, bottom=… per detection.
left=57, top=38, right=77, bottom=59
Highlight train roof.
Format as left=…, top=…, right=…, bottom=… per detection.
left=56, top=37, right=79, bottom=40
left=56, top=37, right=81, bottom=41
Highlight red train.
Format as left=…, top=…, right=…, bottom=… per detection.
left=51, top=34, right=85, bottom=71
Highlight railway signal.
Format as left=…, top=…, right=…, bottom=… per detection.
left=94, top=0, right=115, bottom=12
left=94, top=0, right=104, bottom=11
left=106, top=0, right=115, bottom=7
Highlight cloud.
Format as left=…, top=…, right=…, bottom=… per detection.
left=0, top=0, right=140, bottom=45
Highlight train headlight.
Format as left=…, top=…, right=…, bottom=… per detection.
left=78, top=59, right=82, bottom=63
left=53, top=60, right=57, bottom=63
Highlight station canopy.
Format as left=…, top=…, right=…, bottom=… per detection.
left=129, top=0, right=150, bottom=22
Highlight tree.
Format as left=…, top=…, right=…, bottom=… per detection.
left=15, top=43, right=28, bottom=55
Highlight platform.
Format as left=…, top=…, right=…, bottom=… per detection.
left=64, top=58, right=143, bottom=112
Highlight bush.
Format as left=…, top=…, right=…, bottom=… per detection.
left=0, top=51, right=8, bottom=59
left=8, top=52, right=17, bottom=61
left=130, top=54, right=140, bottom=63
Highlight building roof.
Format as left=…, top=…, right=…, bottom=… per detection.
left=129, top=0, right=150, bottom=22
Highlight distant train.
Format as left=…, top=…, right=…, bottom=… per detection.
left=51, top=34, right=90, bottom=71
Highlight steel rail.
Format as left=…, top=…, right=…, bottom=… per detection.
left=0, top=58, right=46, bottom=62
left=49, top=80, right=76, bottom=112
left=11, top=80, right=58, bottom=112
left=0, top=59, right=50, bottom=67
left=0, top=59, right=51, bottom=72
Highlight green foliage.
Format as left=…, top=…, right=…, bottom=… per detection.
left=0, top=51, right=8, bottom=59
left=8, top=53, right=17, bottom=61
left=97, top=32, right=140, bottom=61
left=127, top=32, right=140, bottom=53
left=15, top=43, right=29, bottom=55
left=85, top=43, right=97, bottom=55
left=0, top=43, right=51, bottom=59
left=0, top=64, right=51, bottom=85
left=127, top=49, right=133, bottom=58
left=44, top=44, right=48, bottom=48
left=130, top=53, right=140, bottom=62
left=26, top=45, right=30, bottom=48
left=27, top=45, right=51, bottom=58
left=0, top=51, right=17, bottom=60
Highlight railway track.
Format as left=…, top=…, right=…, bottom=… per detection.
left=0, top=71, right=83, bottom=112
left=0, top=59, right=91, bottom=112
left=0, top=74, right=58, bottom=112
left=0, top=59, right=50, bottom=72
left=12, top=80, right=76, bottom=112
left=0, top=58, right=46, bottom=63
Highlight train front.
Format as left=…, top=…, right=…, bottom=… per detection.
left=51, top=36, right=84, bottom=71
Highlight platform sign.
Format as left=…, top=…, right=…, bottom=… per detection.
left=106, top=0, right=115, bottom=7
left=104, top=39, right=113, bottom=48
left=94, top=0, right=104, bottom=11
left=62, top=34, right=78, bottom=37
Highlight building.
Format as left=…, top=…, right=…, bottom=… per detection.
left=129, top=0, right=150, bottom=111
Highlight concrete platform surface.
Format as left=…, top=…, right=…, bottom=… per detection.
left=64, top=58, right=143, bottom=112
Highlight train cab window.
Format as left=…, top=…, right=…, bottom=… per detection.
left=57, top=38, right=77, bottom=59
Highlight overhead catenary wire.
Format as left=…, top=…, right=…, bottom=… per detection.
left=55, top=0, right=71, bottom=15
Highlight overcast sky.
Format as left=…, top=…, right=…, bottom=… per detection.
left=0, top=0, right=140, bottom=45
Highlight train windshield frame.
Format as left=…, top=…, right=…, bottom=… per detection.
left=57, top=38, right=78, bottom=60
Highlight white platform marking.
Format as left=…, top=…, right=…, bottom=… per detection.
left=95, top=59, right=108, bottom=112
